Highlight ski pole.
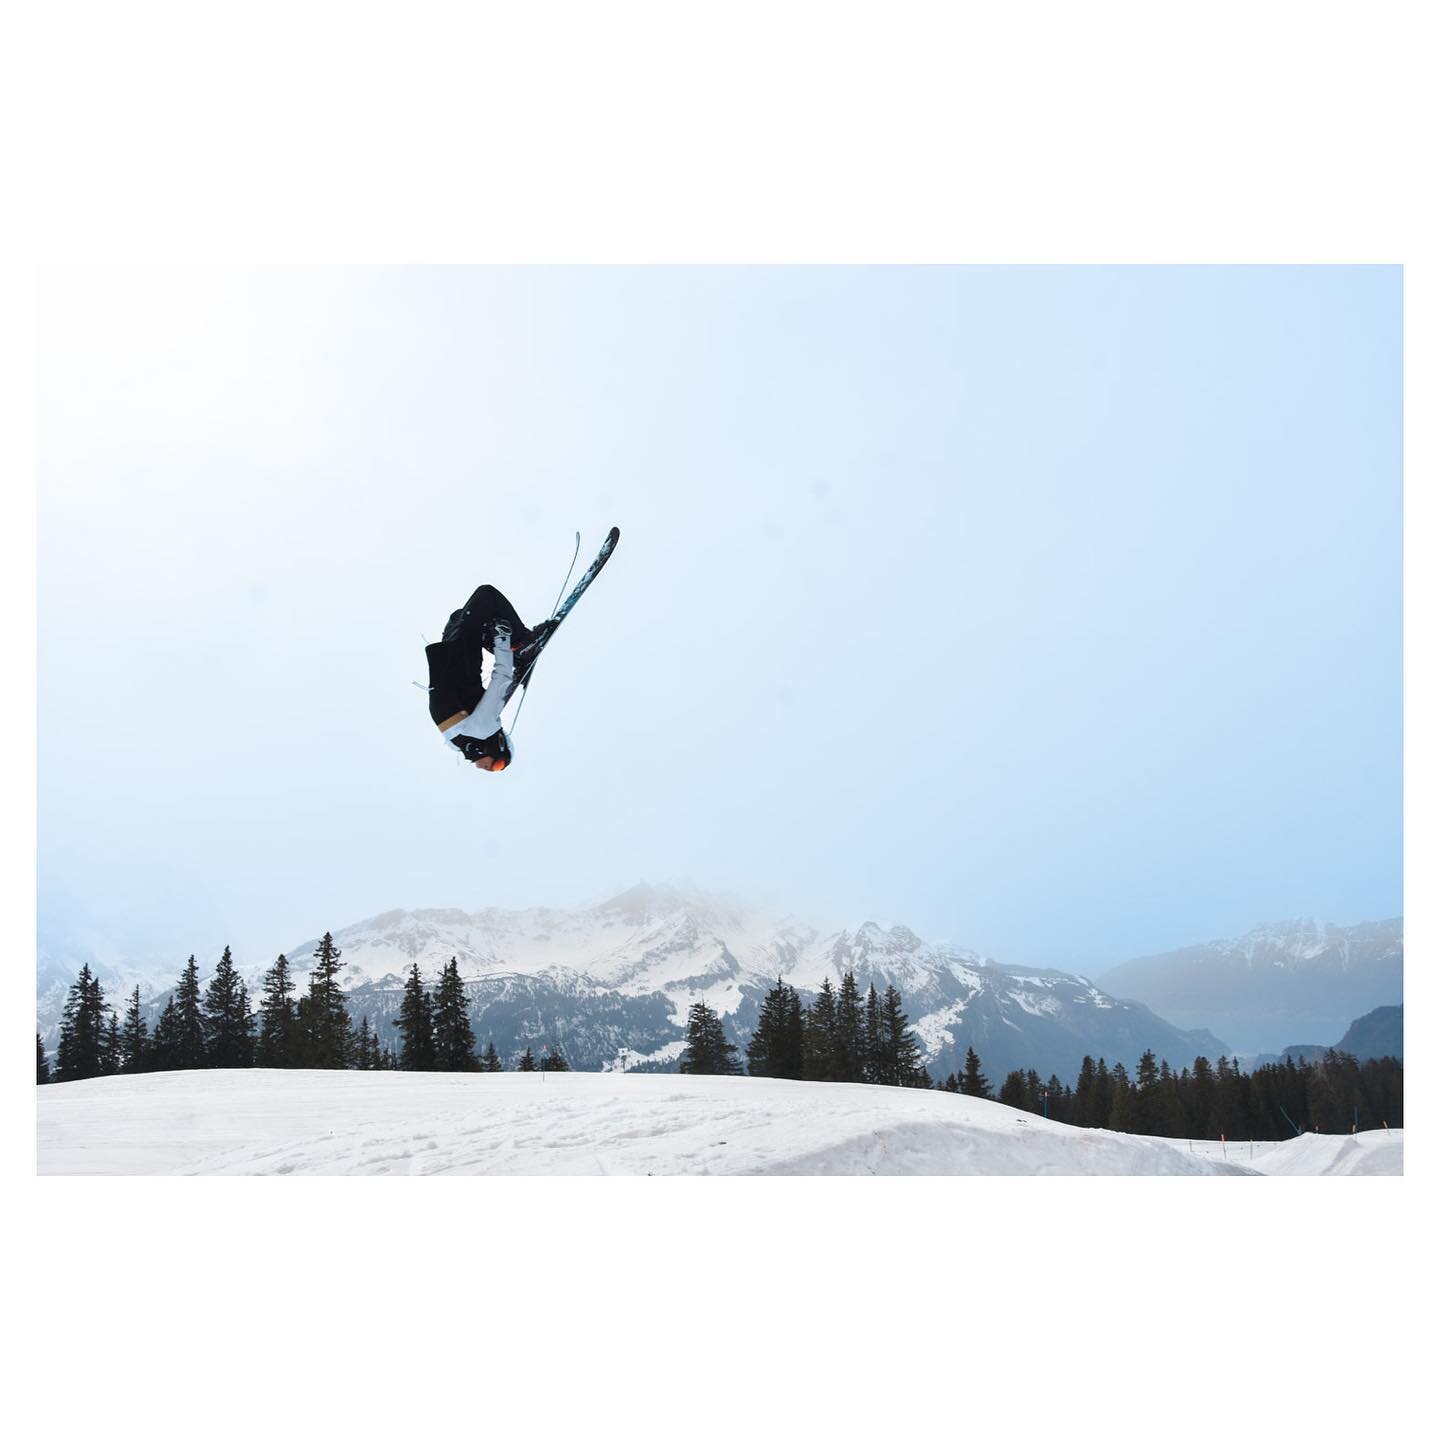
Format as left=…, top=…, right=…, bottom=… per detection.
left=508, top=532, right=581, bottom=736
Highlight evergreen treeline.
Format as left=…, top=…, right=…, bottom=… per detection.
left=938, top=1046, right=993, bottom=1097
left=987, top=1047, right=1404, bottom=1139
left=40, top=959, right=935, bottom=1090
left=678, top=972, right=932, bottom=1087
left=39, top=954, right=1402, bottom=1139
left=36, top=945, right=531, bottom=1080
left=678, top=978, right=1404, bottom=1140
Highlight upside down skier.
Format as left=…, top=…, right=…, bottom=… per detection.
left=424, top=585, right=553, bottom=771
left=424, top=527, right=620, bottom=774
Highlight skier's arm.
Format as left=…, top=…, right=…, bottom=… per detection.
left=438, top=627, right=514, bottom=743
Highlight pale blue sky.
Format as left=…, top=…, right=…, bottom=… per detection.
left=37, top=266, right=1401, bottom=974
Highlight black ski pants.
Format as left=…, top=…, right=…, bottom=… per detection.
left=442, top=584, right=531, bottom=653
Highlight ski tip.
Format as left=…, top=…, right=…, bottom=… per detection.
left=608, top=525, right=620, bottom=544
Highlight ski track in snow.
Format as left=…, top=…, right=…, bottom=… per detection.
left=35, top=1071, right=1404, bottom=1177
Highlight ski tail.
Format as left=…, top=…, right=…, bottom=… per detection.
left=551, top=526, right=620, bottom=625
left=502, top=526, right=620, bottom=712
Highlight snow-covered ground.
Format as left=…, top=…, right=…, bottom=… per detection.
left=1156, top=1129, right=1402, bottom=1176
left=35, top=1071, right=1405, bottom=1176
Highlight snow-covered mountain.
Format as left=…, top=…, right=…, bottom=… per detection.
left=37, top=933, right=167, bottom=1051
left=271, top=883, right=1226, bottom=1079
left=1094, top=918, right=1403, bottom=1055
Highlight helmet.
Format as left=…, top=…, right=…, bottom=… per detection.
left=453, top=729, right=513, bottom=771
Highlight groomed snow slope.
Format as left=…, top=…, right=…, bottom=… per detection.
left=36, top=1072, right=1404, bottom=1176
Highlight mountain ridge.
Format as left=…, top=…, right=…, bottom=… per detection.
left=266, top=884, right=1227, bottom=1079
left=44, top=885, right=1400, bottom=1082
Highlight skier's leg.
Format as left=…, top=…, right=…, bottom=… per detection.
left=441, top=584, right=534, bottom=651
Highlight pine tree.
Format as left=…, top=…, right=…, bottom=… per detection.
left=148, top=997, right=181, bottom=1070
left=37, top=1033, right=51, bottom=1084
left=803, top=978, right=839, bottom=1081
left=678, top=1001, right=742, bottom=1075
left=56, top=965, right=108, bottom=1082
left=354, top=1016, right=375, bottom=1070
left=833, top=971, right=865, bottom=1082
left=256, top=954, right=299, bottom=1068
left=1186, top=1054, right=1217, bottom=1136
left=1044, top=1074, right=1068, bottom=1124
left=1217, top=1054, right=1253, bottom=1137
left=959, top=1045, right=992, bottom=1098
left=1108, top=1062, right=1136, bottom=1130
left=171, top=955, right=208, bottom=1070
left=747, top=979, right=805, bottom=1080
left=393, top=963, right=436, bottom=1071
left=431, top=957, right=477, bottom=1071
left=1073, top=1055, right=1099, bottom=1126
left=747, top=979, right=784, bottom=1077
left=783, top=985, right=805, bottom=1077
left=120, top=986, right=149, bottom=1072
left=998, top=1070, right=1028, bottom=1108
left=1131, top=1048, right=1164, bottom=1133
left=1158, top=1059, right=1186, bottom=1136
left=301, top=933, right=352, bottom=1068
left=863, top=984, right=883, bottom=1083
left=203, top=946, right=255, bottom=1068
left=517, top=1047, right=538, bottom=1072
left=880, top=986, right=925, bottom=1086
left=100, top=1012, right=122, bottom=1075
left=539, top=1044, right=571, bottom=1072
left=481, top=1041, right=503, bottom=1073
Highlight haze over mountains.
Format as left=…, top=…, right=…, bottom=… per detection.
left=1093, top=918, right=1403, bottom=1054
left=1255, top=1005, right=1404, bottom=1069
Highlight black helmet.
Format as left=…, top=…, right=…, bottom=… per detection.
left=453, top=729, right=513, bottom=771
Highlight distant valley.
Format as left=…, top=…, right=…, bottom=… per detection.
left=1093, top=918, right=1402, bottom=1055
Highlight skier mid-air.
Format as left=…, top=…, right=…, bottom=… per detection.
left=424, top=585, right=551, bottom=771
left=424, top=527, right=620, bottom=773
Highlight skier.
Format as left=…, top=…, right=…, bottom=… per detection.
left=424, top=528, right=620, bottom=774
left=424, top=584, right=554, bottom=772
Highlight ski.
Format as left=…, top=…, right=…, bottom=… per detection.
left=502, top=526, right=620, bottom=707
